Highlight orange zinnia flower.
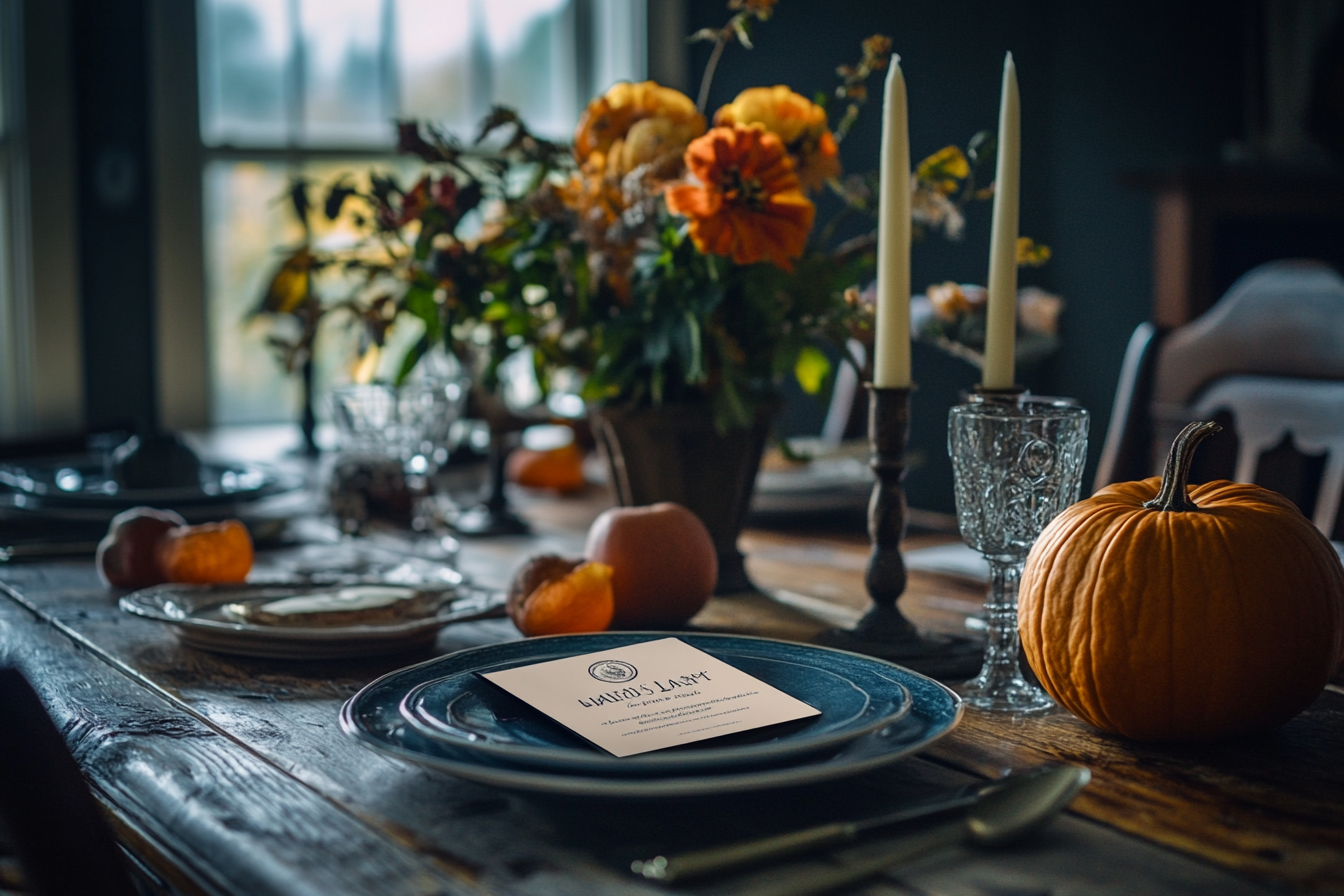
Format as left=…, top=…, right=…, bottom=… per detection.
left=665, top=124, right=815, bottom=270
left=714, top=86, right=841, bottom=192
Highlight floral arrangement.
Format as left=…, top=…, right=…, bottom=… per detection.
left=912, top=280, right=1063, bottom=370
left=251, top=0, right=1053, bottom=432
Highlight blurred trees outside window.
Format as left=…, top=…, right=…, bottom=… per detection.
left=198, top=0, right=646, bottom=424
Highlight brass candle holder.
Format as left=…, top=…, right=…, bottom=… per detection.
left=815, top=385, right=982, bottom=680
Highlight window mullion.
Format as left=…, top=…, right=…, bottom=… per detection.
left=286, top=0, right=304, bottom=155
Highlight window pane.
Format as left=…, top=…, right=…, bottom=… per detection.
left=199, top=0, right=292, bottom=146
left=198, top=0, right=647, bottom=424
left=395, top=0, right=474, bottom=136
left=589, top=0, right=645, bottom=101
left=483, top=0, right=575, bottom=140
left=298, top=0, right=392, bottom=146
left=204, top=159, right=420, bottom=424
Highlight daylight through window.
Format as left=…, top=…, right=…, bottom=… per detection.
left=198, top=0, right=645, bottom=424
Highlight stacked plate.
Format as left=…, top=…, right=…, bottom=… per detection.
left=121, top=578, right=505, bottom=660
left=0, top=454, right=304, bottom=525
left=341, top=633, right=963, bottom=798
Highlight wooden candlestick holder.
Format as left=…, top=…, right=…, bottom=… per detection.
left=815, top=385, right=982, bottom=681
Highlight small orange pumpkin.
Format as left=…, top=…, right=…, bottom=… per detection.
left=1020, top=421, right=1344, bottom=742
left=506, top=443, right=587, bottom=493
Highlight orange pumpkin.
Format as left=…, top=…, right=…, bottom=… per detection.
left=1020, top=421, right=1344, bottom=742
left=506, top=443, right=587, bottom=493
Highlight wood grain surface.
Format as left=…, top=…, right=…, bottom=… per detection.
left=0, top=503, right=1333, bottom=895
left=736, top=527, right=1344, bottom=895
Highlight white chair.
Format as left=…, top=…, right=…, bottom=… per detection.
left=1096, top=260, right=1344, bottom=541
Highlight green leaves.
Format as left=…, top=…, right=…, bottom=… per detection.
left=401, top=284, right=442, bottom=344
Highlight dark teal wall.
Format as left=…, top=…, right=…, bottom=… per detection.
left=687, top=0, right=1246, bottom=512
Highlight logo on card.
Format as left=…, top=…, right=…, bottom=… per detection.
left=588, top=660, right=638, bottom=683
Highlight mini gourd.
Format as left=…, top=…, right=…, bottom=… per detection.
left=1019, top=421, right=1344, bottom=742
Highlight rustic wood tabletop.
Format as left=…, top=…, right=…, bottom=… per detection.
left=1, top=481, right=1341, bottom=896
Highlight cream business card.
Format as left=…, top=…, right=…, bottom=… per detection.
left=480, top=638, right=821, bottom=757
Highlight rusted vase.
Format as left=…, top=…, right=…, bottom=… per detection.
left=590, top=403, right=773, bottom=595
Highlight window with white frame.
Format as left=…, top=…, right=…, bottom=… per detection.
left=198, top=0, right=647, bottom=424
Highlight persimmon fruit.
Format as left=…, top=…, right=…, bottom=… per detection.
left=583, top=502, right=717, bottom=628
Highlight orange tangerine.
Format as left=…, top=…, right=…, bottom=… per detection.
left=157, top=519, right=254, bottom=584
left=511, top=561, right=615, bottom=637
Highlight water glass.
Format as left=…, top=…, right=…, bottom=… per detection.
left=330, top=378, right=469, bottom=477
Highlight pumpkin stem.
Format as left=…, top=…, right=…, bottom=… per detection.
left=1143, top=421, right=1222, bottom=512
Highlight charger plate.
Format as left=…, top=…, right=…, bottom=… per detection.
left=120, top=582, right=505, bottom=659
left=397, top=635, right=912, bottom=775
left=341, top=633, right=962, bottom=797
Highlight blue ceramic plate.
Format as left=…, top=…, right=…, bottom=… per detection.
left=396, top=634, right=913, bottom=775
left=341, top=633, right=962, bottom=798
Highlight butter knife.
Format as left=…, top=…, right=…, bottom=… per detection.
left=630, top=772, right=1014, bottom=884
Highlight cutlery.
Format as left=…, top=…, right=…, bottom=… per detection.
left=631, top=763, right=1089, bottom=886
left=0, top=540, right=102, bottom=562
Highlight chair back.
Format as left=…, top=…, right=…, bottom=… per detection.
left=1096, top=260, right=1344, bottom=540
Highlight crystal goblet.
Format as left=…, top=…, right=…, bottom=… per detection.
left=949, top=395, right=1088, bottom=712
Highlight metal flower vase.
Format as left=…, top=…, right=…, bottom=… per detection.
left=591, top=404, right=774, bottom=595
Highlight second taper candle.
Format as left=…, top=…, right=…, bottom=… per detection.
left=982, top=52, right=1020, bottom=390
left=873, top=56, right=911, bottom=389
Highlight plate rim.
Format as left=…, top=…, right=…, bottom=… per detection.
left=0, top=457, right=302, bottom=508
left=118, top=580, right=495, bottom=644
left=395, top=638, right=913, bottom=773
left=340, top=632, right=963, bottom=797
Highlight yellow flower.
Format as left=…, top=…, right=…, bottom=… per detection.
left=714, top=86, right=840, bottom=192
left=573, top=81, right=705, bottom=178
left=665, top=124, right=815, bottom=270
left=915, top=145, right=970, bottom=196
left=567, top=82, right=704, bottom=300
left=1017, top=236, right=1052, bottom=267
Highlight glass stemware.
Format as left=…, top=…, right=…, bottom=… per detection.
left=948, top=395, right=1088, bottom=712
left=329, top=373, right=470, bottom=533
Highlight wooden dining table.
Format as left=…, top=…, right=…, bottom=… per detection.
left=1, top=473, right=1342, bottom=896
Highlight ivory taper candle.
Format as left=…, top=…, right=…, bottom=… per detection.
left=873, top=56, right=911, bottom=389
left=982, top=52, right=1020, bottom=390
